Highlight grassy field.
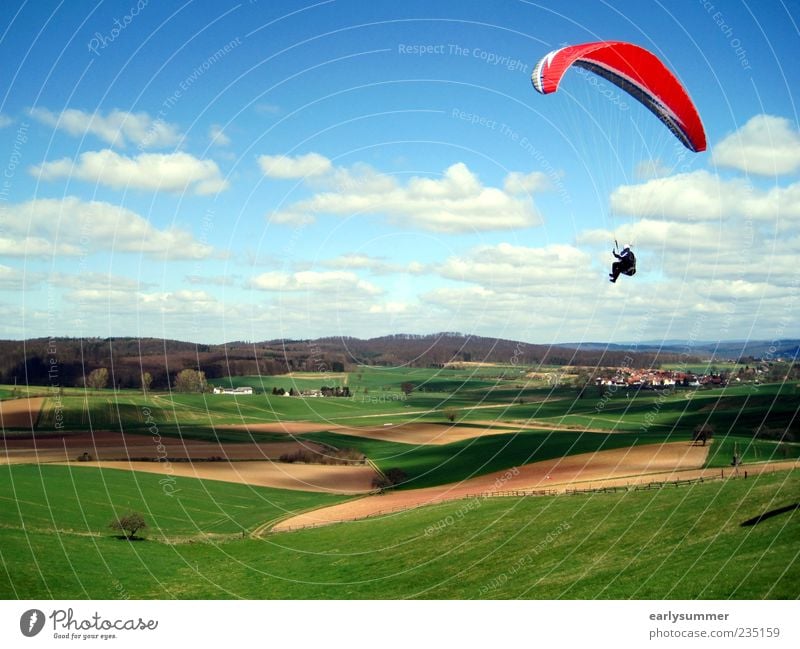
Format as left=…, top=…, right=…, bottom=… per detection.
left=3, top=366, right=798, bottom=600
left=8, top=375, right=798, bottom=490
left=490, top=383, right=800, bottom=436
left=0, top=464, right=349, bottom=542
left=209, top=365, right=532, bottom=392
left=302, top=429, right=675, bottom=489
left=9, top=371, right=797, bottom=436
left=0, top=387, right=17, bottom=399
left=29, top=388, right=424, bottom=433
left=705, top=435, right=800, bottom=467
left=1, top=464, right=796, bottom=599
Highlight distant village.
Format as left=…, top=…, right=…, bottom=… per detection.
left=595, top=369, right=726, bottom=389
left=592, top=361, right=794, bottom=389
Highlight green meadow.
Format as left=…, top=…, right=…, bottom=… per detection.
left=5, top=375, right=798, bottom=483
left=0, top=387, right=16, bottom=400
left=300, top=429, right=673, bottom=489
left=5, top=364, right=537, bottom=436
left=2, top=369, right=797, bottom=599
left=0, top=464, right=796, bottom=599
left=0, top=463, right=348, bottom=541
left=8, top=369, right=797, bottom=436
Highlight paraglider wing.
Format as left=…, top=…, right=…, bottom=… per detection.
left=532, top=41, right=706, bottom=152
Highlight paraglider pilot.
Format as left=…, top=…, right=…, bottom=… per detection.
left=609, top=244, right=635, bottom=283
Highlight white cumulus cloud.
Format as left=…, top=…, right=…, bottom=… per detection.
left=577, top=220, right=724, bottom=252
left=31, top=149, right=229, bottom=195
left=258, top=152, right=333, bottom=178
left=610, top=170, right=800, bottom=222
left=0, top=264, right=40, bottom=289
left=249, top=270, right=381, bottom=295
left=437, top=242, right=594, bottom=289
left=47, top=271, right=148, bottom=291
left=323, top=253, right=427, bottom=275
left=712, top=114, right=800, bottom=176
left=30, top=107, right=182, bottom=148
left=503, top=171, right=551, bottom=194
left=0, top=236, right=82, bottom=257
left=0, top=197, right=214, bottom=259
left=265, top=160, right=544, bottom=233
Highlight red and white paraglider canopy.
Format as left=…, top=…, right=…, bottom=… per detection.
left=532, top=41, right=706, bottom=152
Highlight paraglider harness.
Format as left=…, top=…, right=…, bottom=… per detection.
left=614, top=240, right=636, bottom=276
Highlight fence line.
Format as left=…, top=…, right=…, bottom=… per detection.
left=467, top=465, right=786, bottom=499
left=271, top=464, right=794, bottom=532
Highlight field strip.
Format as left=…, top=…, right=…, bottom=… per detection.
left=318, top=400, right=546, bottom=422
left=468, top=419, right=626, bottom=434
left=53, top=459, right=379, bottom=495
left=270, top=457, right=800, bottom=533
left=284, top=372, right=348, bottom=380
left=222, top=419, right=621, bottom=445
left=0, top=431, right=325, bottom=464
left=150, top=395, right=217, bottom=416
left=153, top=394, right=290, bottom=423
left=0, top=397, right=46, bottom=429
left=267, top=442, right=754, bottom=532
left=248, top=495, right=366, bottom=538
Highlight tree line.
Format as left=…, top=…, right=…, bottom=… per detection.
left=0, top=334, right=710, bottom=390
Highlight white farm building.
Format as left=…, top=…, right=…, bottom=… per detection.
left=212, top=386, right=254, bottom=395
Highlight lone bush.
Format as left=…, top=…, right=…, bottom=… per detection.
left=692, top=423, right=714, bottom=446
left=279, top=447, right=365, bottom=465
left=443, top=407, right=458, bottom=423
left=110, top=512, right=147, bottom=540
left=372, top=467, right=407, bottom=490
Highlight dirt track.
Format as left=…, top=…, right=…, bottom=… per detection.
left=0, top=397, right=45, bottom=429
left=0, top=431, right=325, bottom=465
left=468, top=419, right=625, bottom=434
left=223, top=421, right=546, bottom=445
left=322, top=422, right=517, bottom=445
left=67, top=459, right=377, bottom=494
left=272, top=442, right=726, bottom=531
left=221, top=422, right=336, bottom=435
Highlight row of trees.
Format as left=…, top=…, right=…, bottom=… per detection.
left=0, top=338, right=265, bottom=389
left=82, top=368, right=207, bottom=393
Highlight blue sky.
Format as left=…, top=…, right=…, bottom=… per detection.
left=1, top=0, right=798, bottom=345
